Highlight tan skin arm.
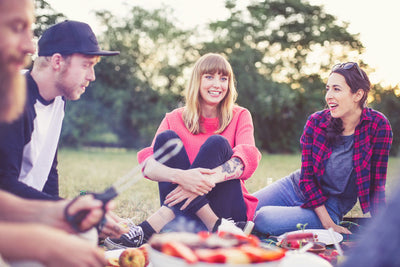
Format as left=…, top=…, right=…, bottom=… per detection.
left=208, top=157, right=244, bottom=183
left=143, top=157, right=216, bottom=195
left=0, top=222, right=106, bottom=267
left=314, top=205, right=352, bottom=234
left=164, top=157, right=244, bottom=209
left=0, top=190, right=125, bottom=237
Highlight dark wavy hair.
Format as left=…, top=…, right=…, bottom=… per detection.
left=326, top=63, right=371, bottom=144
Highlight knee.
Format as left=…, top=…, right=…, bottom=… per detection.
left=156, top=130, right=179, bottom=142
left=194, top=135, right=232, bottom=167
left=202, top=135, right=230, bottom=151
left=154, top=130, right=180, bottom=147
left=253, top=207, right=275, bottom=228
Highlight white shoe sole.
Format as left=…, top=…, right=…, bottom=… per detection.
left=104, top=237, right=128, bottom=250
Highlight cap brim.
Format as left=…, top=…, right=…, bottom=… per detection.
left=83, top=50, right=120, bottom=56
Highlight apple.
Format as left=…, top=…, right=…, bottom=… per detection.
left=119, top=248, right=145, bottom=267
left=106, top=257, right=120, bottom=267
left=139, top=244, right=150, bottom=267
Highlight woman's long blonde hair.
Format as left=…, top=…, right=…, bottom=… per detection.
left=183, top=53, right=237, bottom=134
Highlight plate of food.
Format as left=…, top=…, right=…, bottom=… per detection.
left=147, top=231, right=286, bottom=267
left=277, top=229, right=343, bottom=245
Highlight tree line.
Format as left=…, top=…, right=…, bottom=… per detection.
left=34, top=0, right=400, bottom=155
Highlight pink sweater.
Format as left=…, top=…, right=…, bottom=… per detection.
left=137, top=106, right=262, bottom=220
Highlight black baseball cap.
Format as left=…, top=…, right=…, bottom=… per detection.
left=38, top=20, right=120, bottom=57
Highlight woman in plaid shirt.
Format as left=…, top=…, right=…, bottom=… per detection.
left=253, top=62, right=393, bottom=236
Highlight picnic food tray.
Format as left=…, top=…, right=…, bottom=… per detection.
left=277, top=229, right=343, bottom=245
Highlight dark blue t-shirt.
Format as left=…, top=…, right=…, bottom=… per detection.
left=0, top=72, right=65, bottom=199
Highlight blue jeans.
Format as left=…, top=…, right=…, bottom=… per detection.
left=154, top=130, right=247, bottom=231
left=253, top=170, right=342, bottom=236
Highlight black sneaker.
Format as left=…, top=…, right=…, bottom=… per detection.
left=104, top=224, right=144, bottom=249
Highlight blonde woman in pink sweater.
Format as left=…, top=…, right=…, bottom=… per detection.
left=105, top=53, right=261, bottom=249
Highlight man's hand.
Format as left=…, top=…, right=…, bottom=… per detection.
left=38, top=225, right=107, bottom=267
left=41, top=195, right=107, bottom=233
left=1, top=223, right=107, bottom=267
left=63, top=195, right=109, bottom=233
left=98, top=211, right=129, bottom=239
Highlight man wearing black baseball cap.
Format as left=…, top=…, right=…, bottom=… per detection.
left=38, top=20, right=120, bottom=57
left=0, top=20, right=125, bottom=238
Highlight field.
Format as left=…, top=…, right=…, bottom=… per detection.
left=58, top=148, right=400, bottom=222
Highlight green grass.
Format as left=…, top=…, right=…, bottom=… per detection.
left=58, top=148, right=400, bottom=222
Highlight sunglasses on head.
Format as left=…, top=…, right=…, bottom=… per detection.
left=332, top=62, right=365, bottom=80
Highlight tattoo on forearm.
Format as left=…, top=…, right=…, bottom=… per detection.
left=222, top=158, right=244, bottom=181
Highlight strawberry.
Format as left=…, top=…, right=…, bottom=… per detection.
left=285, top=240, right=300, bottom=249
left=239, top=245, right=265, bottom=263
left=236, top=234, right=261, bottom=246
left=195, top=248, right=227, bottom=263
left=240, top=245, right=286, bottom=262
left=259, top=248, right=286, bottom=261
left=197, top=231, right=210, bottom=240
left=161, top=241, right=198, bottom=264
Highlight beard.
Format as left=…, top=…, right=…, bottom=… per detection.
left=0, top=64, right=27, bottom=123
left=0, top=51, right=31, bottom=123
left=55, top=63, right=84, bottom=101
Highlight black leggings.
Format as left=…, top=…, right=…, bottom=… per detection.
left=153, top=130, right=247, bottom=230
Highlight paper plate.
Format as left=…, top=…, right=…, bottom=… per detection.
left=105, top=248, right=125, bottom=259
left=277, top=229, right=343, bottom=245
left=149, top=247, right=280, bottom=267
left=279, top=251, right=333, bottom=267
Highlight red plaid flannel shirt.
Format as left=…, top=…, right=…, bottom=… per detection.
left=299, top=108, right=392, bottom=215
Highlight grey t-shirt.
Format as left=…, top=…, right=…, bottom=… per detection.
left=321, top=134, right=358, bottom=214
